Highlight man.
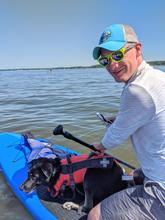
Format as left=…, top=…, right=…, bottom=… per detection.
left=88, top=24, right=165, bottom=220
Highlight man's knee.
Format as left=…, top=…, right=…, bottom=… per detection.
left=87, top=203, right=102, bottom=220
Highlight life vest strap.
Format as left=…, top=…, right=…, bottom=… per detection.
left=66, top=155, right=76, bottom=190
left=61, top=156, right=114, bottom=174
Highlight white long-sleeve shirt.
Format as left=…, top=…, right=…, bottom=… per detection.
left=102, top=61, right=165, bottom=188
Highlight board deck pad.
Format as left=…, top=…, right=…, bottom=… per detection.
left=37, top=185, right=87, bottom=220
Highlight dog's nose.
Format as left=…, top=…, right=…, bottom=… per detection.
left=19, top=183, right=27, bottom=192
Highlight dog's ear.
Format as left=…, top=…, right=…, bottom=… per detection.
left=41, top=163, right=55, bottom=179
left=41, top=158, right=61, bottom=179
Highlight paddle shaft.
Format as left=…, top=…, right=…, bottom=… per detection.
left=62, top=130, right=136, bottom=170
left=63, top=131, right=100, bottom=152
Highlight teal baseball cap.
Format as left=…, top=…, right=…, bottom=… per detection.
left=93, top=24, right=139, bottom=59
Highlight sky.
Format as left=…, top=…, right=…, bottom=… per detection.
left=0, top=0, right=165, bottom=69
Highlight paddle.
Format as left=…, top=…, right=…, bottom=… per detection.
left=53, top=125, right=99, bottom=152
left=53, top=125, right=136, bottom=170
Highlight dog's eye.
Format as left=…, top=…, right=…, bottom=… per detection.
left=29, top=173, right=35, bottom=178
left=29, top=173, right=38, bottom=181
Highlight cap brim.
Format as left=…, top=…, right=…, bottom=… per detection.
left=93, top=41, right=126, bottom=59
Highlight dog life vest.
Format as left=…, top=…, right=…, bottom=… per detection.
left=50, top=154, right=116, bottom=197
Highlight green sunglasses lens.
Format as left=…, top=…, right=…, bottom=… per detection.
left=112, top=51, right=124, bottom=61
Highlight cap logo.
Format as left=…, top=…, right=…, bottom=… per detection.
left=100, top=31, right=111, bottom=44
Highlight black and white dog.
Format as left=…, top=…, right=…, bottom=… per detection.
left=20, top=155, right=128, bottom=212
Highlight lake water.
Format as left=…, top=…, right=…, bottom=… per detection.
left=0, top=65, right=165, bottom=219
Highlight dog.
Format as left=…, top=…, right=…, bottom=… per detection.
left=20, top=155, right=128, bottom=213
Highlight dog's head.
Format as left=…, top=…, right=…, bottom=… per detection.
left=20, top=157, right=61, bottom=193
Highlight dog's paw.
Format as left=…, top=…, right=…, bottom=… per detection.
left=63, top=202, right=79, bottom=211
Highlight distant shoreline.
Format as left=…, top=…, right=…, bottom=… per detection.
left=0, top=60, right=165, bottom=71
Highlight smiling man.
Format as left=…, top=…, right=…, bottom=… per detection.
left=94, top=24, right=142, bottom=83
left=88, top=24, right=165, bottom=220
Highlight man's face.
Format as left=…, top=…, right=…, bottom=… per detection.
left=100, top=44, right=142, bottom=83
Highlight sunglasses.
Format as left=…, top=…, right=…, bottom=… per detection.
left=98, top=45, right=134, bottom=67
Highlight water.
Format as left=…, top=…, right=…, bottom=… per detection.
left=0, top=66, right=165, bottom=219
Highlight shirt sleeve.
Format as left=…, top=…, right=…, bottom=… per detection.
left=101, top=84, right=155, bottom=149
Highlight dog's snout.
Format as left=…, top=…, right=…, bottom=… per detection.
left=19, top=183, right=26, bottom=191
left=19, top=181, right=34, bottom=193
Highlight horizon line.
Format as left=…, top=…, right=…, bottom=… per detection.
left=0, top=60, right=165, bottom=71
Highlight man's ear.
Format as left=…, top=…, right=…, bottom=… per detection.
left=135, top=43, right=142, bottom=57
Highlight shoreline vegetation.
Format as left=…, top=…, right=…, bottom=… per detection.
left=0, top=60, right=165, bottom=71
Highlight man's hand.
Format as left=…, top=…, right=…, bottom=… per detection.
left=96, top=113, right=116, bottom=126
left=92, top=142, right=106, bottom=154
left=106, top=116, right=116, bottom=124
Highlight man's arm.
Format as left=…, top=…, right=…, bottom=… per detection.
left=102, top=84, right=155, bottom=149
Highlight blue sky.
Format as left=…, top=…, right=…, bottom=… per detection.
left=0, top=0, right=165, bottom=69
